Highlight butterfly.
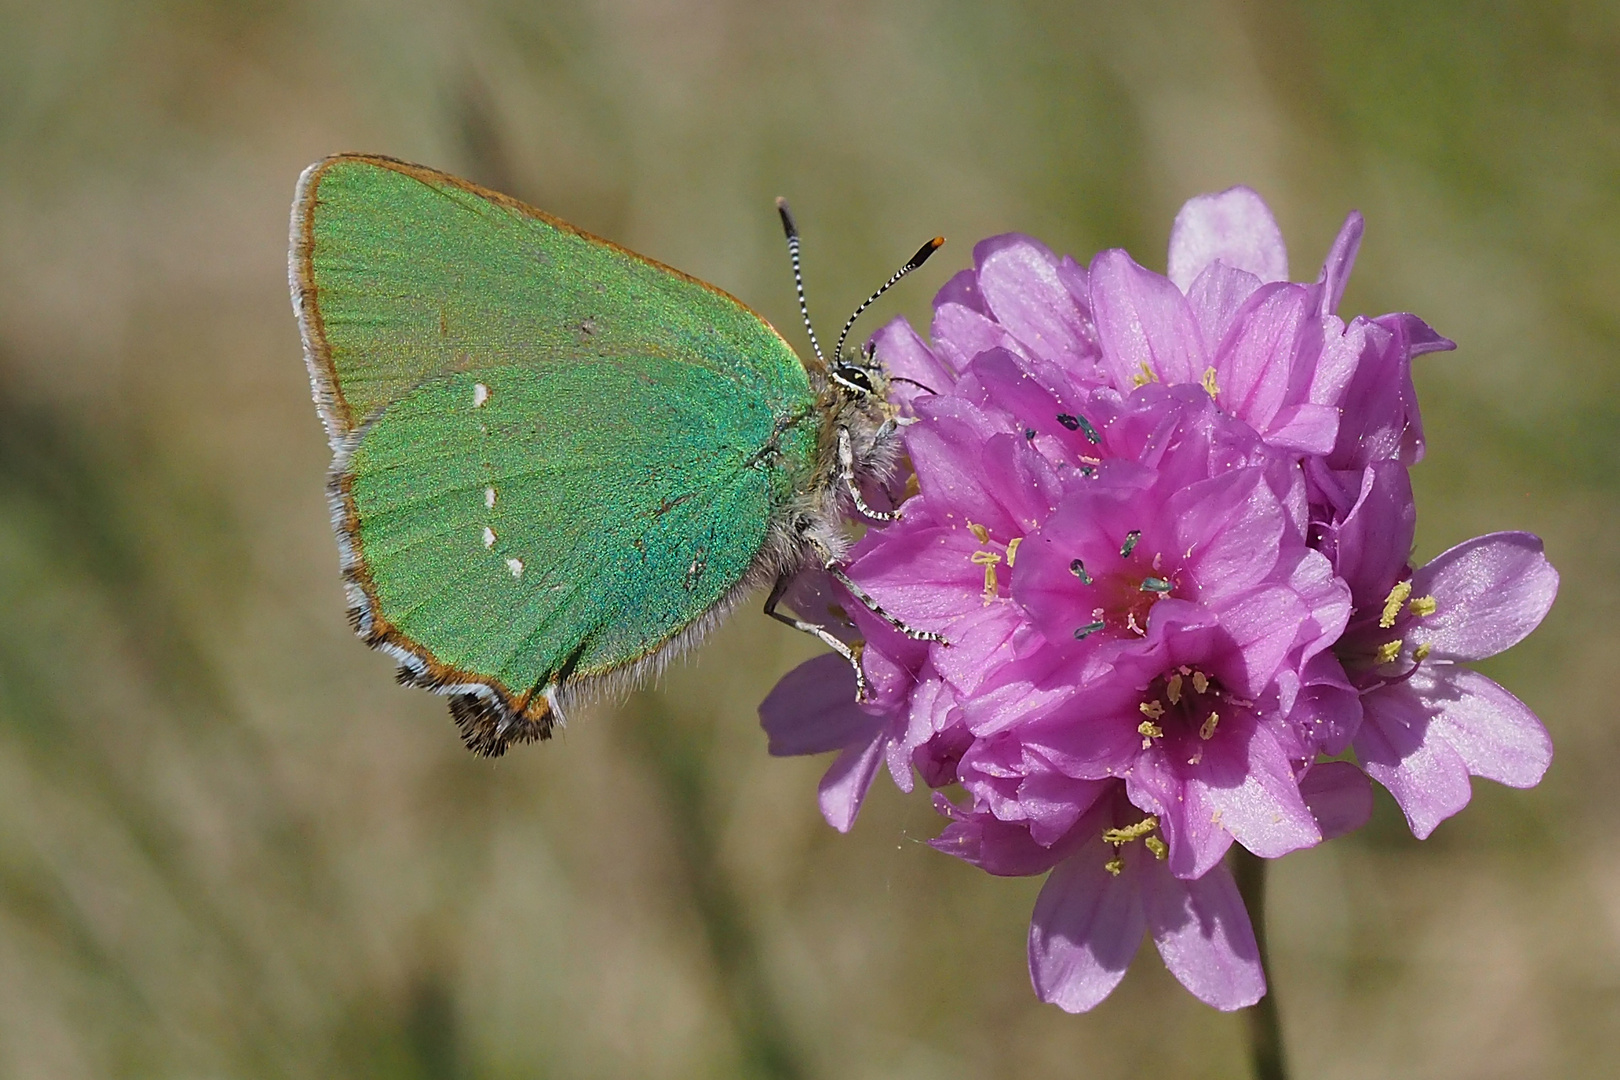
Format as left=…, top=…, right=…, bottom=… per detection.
left=289, top=154, right=943, bottom=755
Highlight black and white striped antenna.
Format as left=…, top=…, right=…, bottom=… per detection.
left=775, top=198, right=826, bottom=367
left=774, top=198, right=944, bottom=387
left=833, top=235, right=944, bottom=367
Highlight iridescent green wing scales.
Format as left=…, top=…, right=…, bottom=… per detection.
left=345, top=363, right=784, bottom=690
left=293, top=155, right=820, bottom=752
left=295, top=154, right=812, bottom=440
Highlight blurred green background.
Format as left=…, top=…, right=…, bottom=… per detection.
left=1, top=1, right=1616, bottom=1076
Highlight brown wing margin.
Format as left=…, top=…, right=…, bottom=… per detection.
left=326, top=456, right=559, bottom=756
left=287, top=153, right=803, bottom=447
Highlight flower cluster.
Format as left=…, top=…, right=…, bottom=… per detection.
left=760, top=188, right=1558, bottom=1011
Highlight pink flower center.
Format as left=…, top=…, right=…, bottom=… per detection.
left=1070, top=530, right=1179, bottom=640
left=1135, top=667, right=1243, bottom=753
left=1335, top=580, right=1439, bottom=682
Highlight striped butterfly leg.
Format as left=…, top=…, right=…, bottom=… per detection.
left=823, top=425, right=943, bottom=647
left=764, top=545, right=948, bottom=704
left=765, top=572, right=870, bottom=701
left=836, top=425, right=901, bottom=523
left=815, top=548, right=947, bottom=648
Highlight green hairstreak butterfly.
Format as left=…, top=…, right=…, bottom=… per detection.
left=289, top=154, right=942, bottom=756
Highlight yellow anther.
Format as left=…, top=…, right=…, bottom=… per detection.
left=1201, top=366, right=1220, bottom=399
left=967, top=521, right=991, bottom=543
left=1139, top=700, right=1165, bottom=720
left=1380, top=581, right=1413, bottom=628
left=1138, top=719, right=1164, bottom=740
left=1166, top=673, right=1183, bottom=704
left=1006, top=536, right=1023, bottom=567
left=1199, top=712, right=1220, bottom=740
left=970, top=549, right=1001, bottom=602
left=1102, top=816, right=1159, bottom=845
left=1409, top=595, right=1437, bottom=618
left=1191, top=671, right=1209, bottom=695
left=1414, top=642, right=1433, bottom=661
left=1104, top=857, right=1124, bottom=876
left=1131, top=360, right=1158, bottom=388
left=1376, top=639, right=1402, bottom=664
left=1144, top=835, right=1168, bottom=860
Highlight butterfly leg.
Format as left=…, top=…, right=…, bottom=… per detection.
left=764, top=574, right=869, bottom=700
left=837, top=425, right=901, bottom=522
left=805, top=538, right=948, bottom=647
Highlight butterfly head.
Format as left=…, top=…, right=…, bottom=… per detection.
left=774, top=195, right=940, bottom=410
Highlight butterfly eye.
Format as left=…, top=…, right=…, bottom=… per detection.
left=834, top=363, right=874, bottom=394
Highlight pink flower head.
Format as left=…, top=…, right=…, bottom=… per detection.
left=759, top=187, right=1554, bottom=1013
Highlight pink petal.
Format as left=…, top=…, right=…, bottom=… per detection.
left=1167, top=187, right=1289, bottom=292
left=929, top=601, right=1024, bottom=698
left=1028, top=845, right=1146, bottom=1012
left=1090, top=249, right=1207, bottom=388
left=974, top=234, right=1094, bottom=362
left=972, top=348, right=1106, bottom=459
left=1019, top=771, right=1113, bottom=846
left=1210, top=281, right=1314, bottom=434
left=1185, top=260, right=1264, bottom=355
left=818, top=731, right=887, bottom=833
left=1141, top=857, right=1265, bottom=1010
left=1289, top=651, right=1363, bottom=756
left=1307, top=314, right=1366, bottom=409
left=1262, top=404, right=1337, bottom=454
left=871, top=316, right=954, bottom=409
left=1298, top=760, right=1373, bottom=839
left=933, top=267, right=985, bottom=314
left=930, top=796, right=1072, bottom=876
left=1174, top=468, right=1284, bottom=606
left=1419, top=667, right=1553, bottom=789
left=1332, top=462, right=1416, bottom=610
left=1127, top=755, right=1233, bottom=880
left=1189, top=721, right=1321, bottom=860
left=1021, top=695, right=1150, bottom=782
left=1213, top=586, right=1308, bottom=696
left=847, top=523, right=984, bottom=628
left=1410, top=532, right=1559, bottom=661
left=901, top=432, right=1018, bottom=542
left=1353, top=681, right=1473, bottom=839
left=1328, top=317, right=1413, bottom=468
left=1378, top=311, right=1455, bottom=357
left=1284, top=548, right=1353, bottom=659
left=759, top=653, right=880, bottom=756
left=931, top=301, right=1025, bottom=373
left=1318, top=211, right=1364, bottom=317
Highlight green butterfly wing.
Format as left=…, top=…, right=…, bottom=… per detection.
left=291, top=155, right=823, bottom=753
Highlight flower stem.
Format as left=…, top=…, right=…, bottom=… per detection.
left=1233, top=846, right=1287, bottom=1080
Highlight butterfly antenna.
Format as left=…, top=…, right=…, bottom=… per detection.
left=775, top=197, right=826, bottom=366
left=833, top=236, right=945, bottom=366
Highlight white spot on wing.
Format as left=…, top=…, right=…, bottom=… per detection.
left=483, top=526, right=496, bottom=549
left=506, top=557, right=524, bottom=578
left=485, top=486, right=497, bottom=508
left=473, top=382, right=490, bottom=407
